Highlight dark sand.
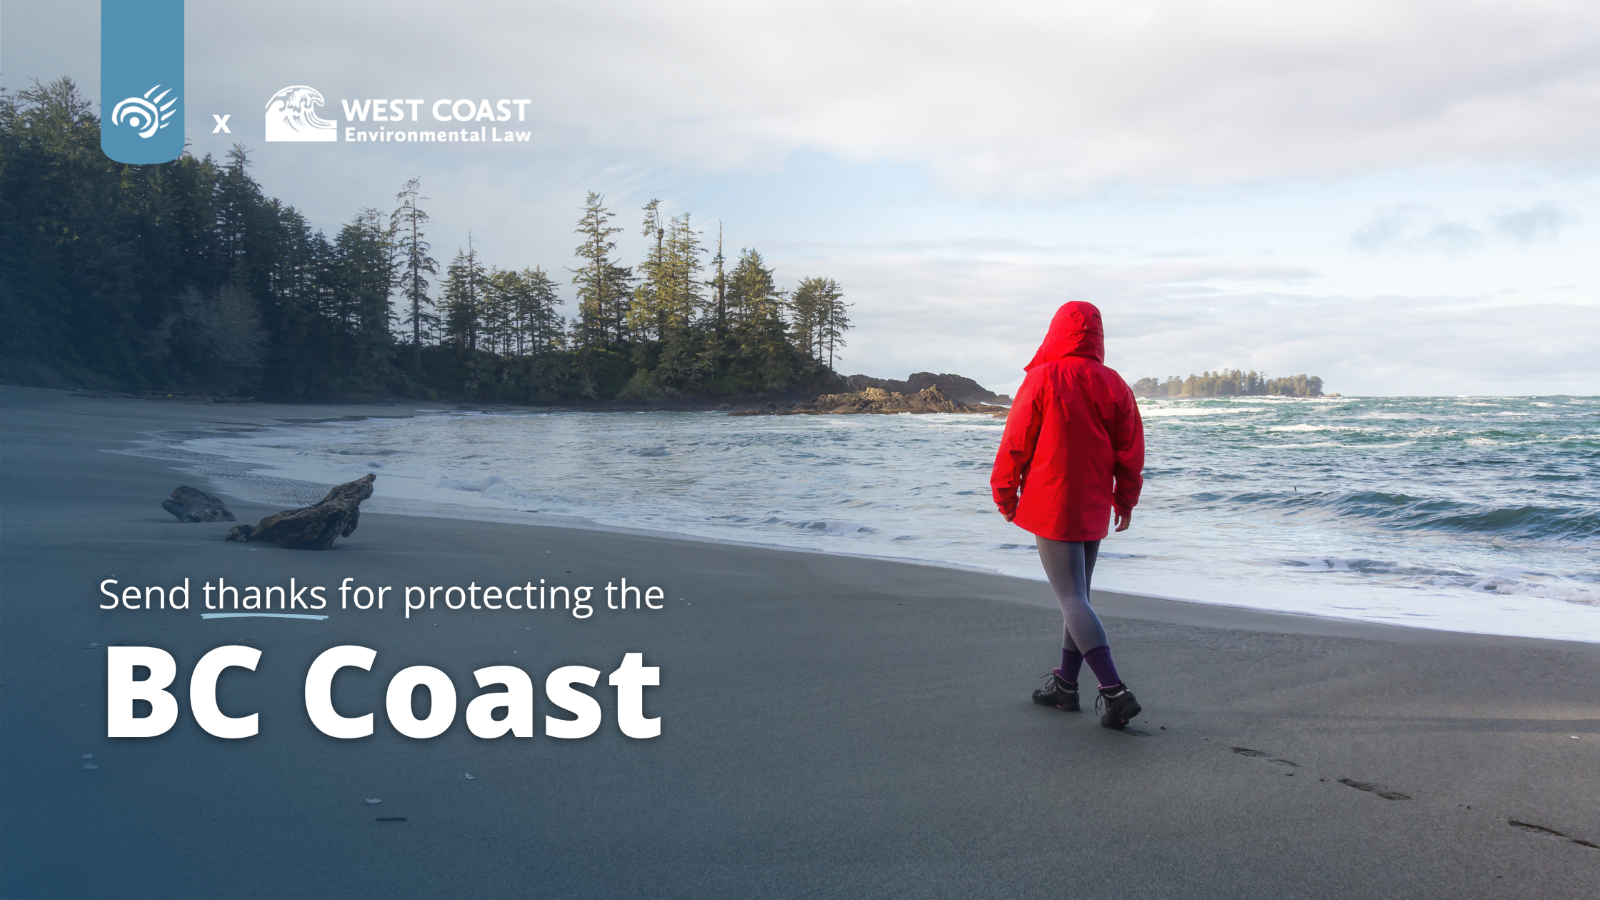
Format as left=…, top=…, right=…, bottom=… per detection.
left=1, top=385, right=1596, bottom=898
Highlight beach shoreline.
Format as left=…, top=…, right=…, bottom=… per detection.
left=106, top=387, right=1600, bottom=645
left=3, top=383, right=1598, bottom=897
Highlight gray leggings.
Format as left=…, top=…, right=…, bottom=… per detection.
left=1037, top=537, right=1107, bottom=653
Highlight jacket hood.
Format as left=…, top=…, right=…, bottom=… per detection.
left=1025, top=301, right=1104, bottom=371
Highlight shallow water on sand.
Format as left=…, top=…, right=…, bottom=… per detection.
left=163, top=395, right=1600, bottom=641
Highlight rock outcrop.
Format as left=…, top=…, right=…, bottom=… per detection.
left=732, top=385, right=1008, bottom=417
left=225, top=474, right=375, bottom=550
left=846, top=373, right=1011, bottom=406
left=162, top=485, right=236, bottom=522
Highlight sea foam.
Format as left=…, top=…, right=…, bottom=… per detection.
left=141, top=395, right=1600, bottom=642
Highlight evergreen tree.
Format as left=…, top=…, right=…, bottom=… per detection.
left=707, top=221, right=728, bottom=333
left=633, top=207, right=705, bottom=341
left=517, top=266, right=565, bottom=356
left=392, top=176, right=438, bottom=371
left=725, top=248, right=793, bottom=389
left=790, top=278, right=823, bottom=358
left=481, top=267, right=517, bottom=355
left=818, top=279, right=850, bottom=369
left=441, top=237, right=487, bottom=349
left=1, top=78, right=136, bottom=386
left=663, top=212, right=704, bottom=333
left=1130, top=369, right=1325, bottom=398
left=332, top=207, right=395, bottom=378
left=790, top=276, right=846, bottom=361
left=630, top=199, right=668, bottom=340
left=1, top=79, right=854, bottom=404
left=726, top=248, right=782, bottom=333
left=569, top=192, right=631, bottom=348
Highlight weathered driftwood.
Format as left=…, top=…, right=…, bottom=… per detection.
left=225, top=474, right=375, bottom=550
left=162, top=485, right=236, bottom=522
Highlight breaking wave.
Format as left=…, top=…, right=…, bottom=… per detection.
left=1226, top=491, right=1600, bottom=541
left=148, top=394, right=1600, bottom=641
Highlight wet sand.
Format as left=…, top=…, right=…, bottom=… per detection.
left=2, top=385, right=1597, bottom=898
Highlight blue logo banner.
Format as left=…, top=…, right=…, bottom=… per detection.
left=100, top=0, right=185, bottom=164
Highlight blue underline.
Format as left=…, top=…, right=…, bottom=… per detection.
left=200, top=613, right=328, bottom=620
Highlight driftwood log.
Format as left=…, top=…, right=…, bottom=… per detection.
left=162, top=485, right=236, bottom=522
left=225, top=474, right=375, bottom=550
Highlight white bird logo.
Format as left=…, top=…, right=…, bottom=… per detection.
left=111, top=85, right=177, bottom=139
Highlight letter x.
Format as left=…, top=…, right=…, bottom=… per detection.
left=212, top=114, right=231, bottom=133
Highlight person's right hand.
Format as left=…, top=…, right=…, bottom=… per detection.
left=1114, top=510, right=1132, bottom=532
left=993, top=486, right=1018, bottom=522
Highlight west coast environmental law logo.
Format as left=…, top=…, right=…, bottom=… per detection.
left=265, top=85, right=338, bottom=141
left=109, top=85, right=179, bottom=140
left=262, top=85, right=535, bottom=145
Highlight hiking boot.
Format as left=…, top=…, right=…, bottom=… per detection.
left=1032, top=671, right=1080, bottom=712
left=1096, top=684, right=1142, bottom=730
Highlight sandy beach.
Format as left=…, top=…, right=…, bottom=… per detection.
left=1, top=384, right=1596, bottom=899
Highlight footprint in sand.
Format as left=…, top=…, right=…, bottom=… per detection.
left=1509, top=820, right=1600, bottom=850
left=1337, top=778, right=1410, bottom=801
left=1231, top=746, right=1299, bottom=768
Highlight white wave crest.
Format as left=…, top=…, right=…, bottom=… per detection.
left=1472, top=577, right=1600, bottom=606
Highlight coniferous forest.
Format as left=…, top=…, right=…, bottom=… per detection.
left=0, top=79, right=852, bottom=403
left=1131, top=370, right=1325, bottom=398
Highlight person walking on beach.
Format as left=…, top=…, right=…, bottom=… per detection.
left=991, top=300, right=1146, bottom=729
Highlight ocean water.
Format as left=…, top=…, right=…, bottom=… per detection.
left=154, top=396, right=1600, bottom=642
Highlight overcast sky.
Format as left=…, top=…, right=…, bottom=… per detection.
left=6, top=0, right=1597, bottom=395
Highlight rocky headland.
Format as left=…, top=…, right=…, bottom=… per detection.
left=449, top=372, right=1013, bottom=416
left=731, top=384, right=1008, bottom=417
left=846, top=372, right=1011, bottom=406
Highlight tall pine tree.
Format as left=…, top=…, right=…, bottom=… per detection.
left=569, top=193, right=631, bottom=349
left=441, top=237, right=487, bottom=349
left=392, top=177, right=438, bottom=371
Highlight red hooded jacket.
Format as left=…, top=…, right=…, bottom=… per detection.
left=990, top=301, right=1144, bottom=542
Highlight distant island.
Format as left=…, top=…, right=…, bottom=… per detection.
left=846, top=373, right=1010, bottom=406
left=732, top=384, right=1006, bottom=417
left=1131, top=370, right=1325, bottom=398
left=728, top=372, right=1011, bottom=417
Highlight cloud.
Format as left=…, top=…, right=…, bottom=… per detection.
left=1351, top=206, right=1423, bottom=252
left=8, top=0, right=1595, bottom=396
left=180, top=0, right=1600, bottom=197
left=1492, top=201, right=1580, bottom=243
left=1352, top=198, right=1584, bottom=254
left=1351, top=205, right=1484, bottom=254
left=779, top=251, right=1600, bottom=395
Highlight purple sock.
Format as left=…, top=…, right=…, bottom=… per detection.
left=1056, top=648, right=1083, bottom=686
left=1083, top=646, right=1121, bottom=690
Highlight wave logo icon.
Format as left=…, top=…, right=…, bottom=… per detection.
left=110, top=85, right=178, bottom=139
left=265, top=85, right=338, bottom=142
